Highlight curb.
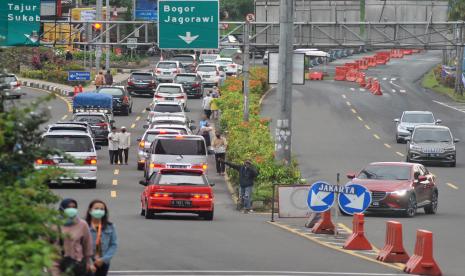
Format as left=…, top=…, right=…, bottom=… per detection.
left=21, top=80, right=127, bottom=98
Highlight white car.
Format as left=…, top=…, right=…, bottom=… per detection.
left=146, top=101, right=185, bottom=122
left=155, top=61, right=184, bottom=82
left=215, top=58, right=242, bottom=76
left=144, top=114, right=193, bottom=129
left=196, top=64, right=226, bottom=87
left=2, top=74, right=23, bottom=99
left=153, top=83, right=188, bottom=109
left=199, top=54, right=220, bottom=64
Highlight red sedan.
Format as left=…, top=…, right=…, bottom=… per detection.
left=139, top=169, right=214, bottom=220
left=346, top=162, right=438, bottom=217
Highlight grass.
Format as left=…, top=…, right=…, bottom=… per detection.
left=422, top=69, right=465, bottom=103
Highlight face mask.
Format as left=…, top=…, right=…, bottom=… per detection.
left=64, top=208, right=78, bottom=218
left=90, top=209, right=106, bottom=219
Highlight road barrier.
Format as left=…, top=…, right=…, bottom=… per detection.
left=356, top=72, right=366, bottom=87
left=344, top=62, right=359, bottom=70
left=308, top=71, right=324, bottom=80
left=334, top=66, right=349, bottom=81
left=346, top=69, right=358, bottom=82
left=365, top=77, right=373, bottom=90
left=403, top=49, right=413, bottom=55
left=311, top=210, right=335, bottom=234
left=376, top=221, right=410, bottom=263
left=391, top=49, right=405, bottom=58
left=343, top=213, right=372, bottom=250
left=367, top=57, right=377, bottom=67
left=358, top=59, right=368, bottom=70
left=375, top=54, right=389, bottom=65
left=370, top=80, right=383, bottom=95
left=404, top=230, right=442, bottom=276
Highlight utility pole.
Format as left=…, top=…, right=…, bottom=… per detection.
left=275, top=0, right=294, bottom=164
left=105, top=0, right=111, bottom=70
left=243, top=22, right=250, bottom=122
left=455, top=25, right=463, bottom=95
left=95, top=0, right=103, bottom=72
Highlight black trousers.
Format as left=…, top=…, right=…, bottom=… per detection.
left=215, top=153, right=225, bottom=173
left=94, top=262, right=110, bottom=276
left=204, top=109, right=212, bottom=119
left=109, top=150, right=119, bottom=164
left=118, top=148, right=129, bottom=164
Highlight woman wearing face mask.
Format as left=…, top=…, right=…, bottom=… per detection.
left=86, top=199, right=118, bottom=276
left=212, top=132, right=227, bottom=175
left=53, top=198, right=93, bottom=276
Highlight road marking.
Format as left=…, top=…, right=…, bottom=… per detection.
left=373, top=134, right=380, bottom=140
left=433, top=100, right=465, bottom=114
left=28, top=87, right=73, bottom=112
left=391, top=89, right=396, bottom=93
left=342, top=94, right=347, bottom=99
left=390, top=77, right=397, bottom=81
left=338, top=223, right=352, bottom=233
left=111, top=190, right=117, bottom=198
left=135, top=116, right=141, bottom=121
left=384, top=143, right=392, bottom=149
left=351, top=108, right=357, bottom=114
left=360, top=88, right=366, bottom=92
left=350, top=88, right=355, bottom=91
left=382, top=77, right=387, bottom=81
left=364, top=124, right=371, bottom=130
left=131, top=123, right=136, bottom=129
left=399, top=89, right=406, bottom=93
left=357, top=116, right=363, bottom=121
left=346, top=101, right=351, bottom=106
left=114, top=169, right=119, bottom=175
left=396, top=152, right=405, bottom=157
left=447, top=183, right=459, bottom=190
left=112, top=179, right=118, bottom=186
left=61, top=114, right=68, bottom=120
left=109, top=270, right=408, bottom=276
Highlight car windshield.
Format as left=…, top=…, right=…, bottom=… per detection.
left=175, top=75, right=197, bottom=82
left=158, top=87, right=182, bottom=94
left=154, top=139, right=206, bottom=155
left=413, top=129, right=452, bottom=143
left=157, top=62, right=177, bottom=69
left=145, top=132, right=182, bottom=142
left=97, top=88, right=124, bottom=96
left=172, top=56, right=194, bottom=63
left=220, top=48, right=239, bottom=57
left=131, top=73, right=152, bottom=80
left=157, top=173, right=206, bottom=185
left=216, top=60, right=232, bottom=66
left=197, top=66, right=216, bottom=72
left=49, top=127, right=87, bottom=132
left=4, top=76, right=17, bottom=83
left=401, top=113, right=434, bottom=123
left=358, top=165, right=411, bottom=180
left=74, top=115, right=105, bottom=124
left=153, top=104, right=182, bottom=113
left=42, top=135, right=94, bottom=152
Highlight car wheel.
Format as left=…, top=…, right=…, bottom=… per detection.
left=404, top=194, right=417, bottom=218
left=424, top=191, right=438, bottom=214
left=144, top=201, right=154, bottom=219
left=200, top=209, right=214, bottom=220
left=87, top=180, right=97, bottom=189
left=140, top=204, right=146, bottom=216
left=396, top=135, right=402, bottom=143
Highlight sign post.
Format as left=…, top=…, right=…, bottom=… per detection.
left=158, top=0, right=219, bottom=49
left=0, top=0, right=41, bottom=46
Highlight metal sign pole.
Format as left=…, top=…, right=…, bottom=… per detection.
left=333, top=173, right=340, bottom=237
left=243, top=22, right=250, bottom=122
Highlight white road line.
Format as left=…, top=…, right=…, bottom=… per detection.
left=382, top=77, right=387, bottom=81
left=346, top=101, right=351, bottom=106
left=111, top=191, right=117, bottom=198
left=389, top=80, right=402, bottom=89
left=357, top=116, right=363, bottom=121
left=391, top=89, right=396, bottom=93
left=131, top=123, right=136, bottom=129
left=364, top=124, right=371, bottom=130
left=112, top=179, right=118, bottom=186
left=373, top=134, right=380, bottom=140
left=350, top=88, right=355, bottom=91
left=447, top=183, right=459, bottom=190
left=61, top=114, right=68, bottom=120
left=384, top=143, right=392, bottom=149
left=390, top=77, right=397, bottom=81
left=399, top=89, right=406, bottom=93
left=433, top=100, right=465, bottom=113
left=342, top=94, right=347, bottom=99
left=351, top=108, right=357, bottom=114
left=396, top=152, right=405, bottom=157
left=360, top=88, right=366, bottom=92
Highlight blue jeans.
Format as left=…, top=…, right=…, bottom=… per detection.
left=240, top=186, right=253, bottom=210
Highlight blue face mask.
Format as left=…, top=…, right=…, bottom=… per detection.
left=90, top=209, right=106, bottom=219
left=64, top=208, right=78, bottom=218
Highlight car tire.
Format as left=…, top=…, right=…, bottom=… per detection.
left=450, top=161, right=456, bottom=167
left=87, top=180, right=97, bottom=189
left=404, top=194, right=417, bottom=218
left=140, top=206, right=146, bottom=216
left=424, top=191, right=438, bottom=214
left=396, top=136, right=402, bottom=143
left=200, top=208, right=214, bottom=220
left=144, top=201, right=154, bottom=219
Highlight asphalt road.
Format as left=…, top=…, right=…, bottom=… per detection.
left=262, top=50, right=465, bottom=275
left=18, top=86, right=406, bottom=276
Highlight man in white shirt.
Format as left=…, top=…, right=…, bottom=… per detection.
left=108, top=127, right=120, bottom=165
left=118, top=126, right=131, bottom=165
left=202, top=92, right=213, bottom=119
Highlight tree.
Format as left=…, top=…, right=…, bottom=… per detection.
left=0, top=94, right=65, bottom=275
left=220, top=0, right=254, bottom=21
left=449, top=0, right=465, bottom=20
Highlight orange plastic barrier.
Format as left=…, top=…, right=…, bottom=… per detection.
left=391, top=49, right=404, bottom=58
left=308, top=71, right=324, bottom=80
left=370, top=80, right=383, bottom=95
left=376, top=221, right=410, bottom=263
left=404, top=230, right=442, bottom=276
left=403, top=49, right=413, bottom=55
left=345, top=62, right=359, bottom=70
left=367, top=57, right=377, bottom=67
left=345, top=69, right=358, bottom=82
left=412, top=49, right=422, bottom=54
left=357, top=73, right=367, bottom=87
left=375, top=52, right=390, bottom=65
left=343, top=213, right=372, bottom=250
left=365, top=77, right=373, bottom=90
left=311, top=210, right=335, bottom=234
left=334, top=66, right=349, bottom=81
left=78, top=84, right=83, bottom=92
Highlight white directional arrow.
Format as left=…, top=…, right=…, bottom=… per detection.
left=310, top=190, right=332, bottom=207
left=344, top=192, right=365, bottom=210
left=178, top=32, right=199, bottom=44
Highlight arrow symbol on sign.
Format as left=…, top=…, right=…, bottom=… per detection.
left=344, top=192, right=365, bottom=210
left=178, top=32, right=199, bottom=44
left=310, top=190, right=332, bottom=207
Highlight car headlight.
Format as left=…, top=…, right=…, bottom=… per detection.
left=444, top=146, right=455, bottom=152
left=391, top=189, right=408, bottom=196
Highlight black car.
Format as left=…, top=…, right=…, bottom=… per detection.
left=73, top=112, right=114, bottom=145
left=127, top=72, right=158, bottom=96
left=96, top=86, right=133, bottom=116
left=174, top=73, right=203, bottom=98
left=171, top=54, right=197, bottom=73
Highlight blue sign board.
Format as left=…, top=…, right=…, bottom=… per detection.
left=338, top=183, right=372, bottom=215
left=135, top=0, right=157, bottom=20
left=68, top=71, right=91, bottom=81
left=307, top=182, right=336, bottom=213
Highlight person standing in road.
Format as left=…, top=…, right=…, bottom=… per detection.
left=108, top=127, right=120, bottom=165
left=104, top=70, right=113, bottom=86
left=51, top=198, right=93, bottom=276
left=212, top=132, right=227, bottom=175
left=202, top=92, right=213, bottom=119
left=222, top=159, right=258, bottom=213
left=95, top=71, right=105, bottom=89
left=118, top=126, right=131, bottom=165
left=85, top=199, right=118, bottom=276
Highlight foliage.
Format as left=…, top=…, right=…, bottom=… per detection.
left=71, top=51, right=144, bottom=63
left=0, top=96, right=64, bottom=275
left=220, top=0, right=254, bottom=20
left=21, top=61, right=91, bottom=86
left=448, top=0, right=465, bottom=20
left=422, top=66, right=465, bottom=103
left=218, top=67, right=302, bottom=204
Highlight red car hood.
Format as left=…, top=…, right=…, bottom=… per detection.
left=148, top=185, right=212, bottom=195
left=349, top=179, right=411, bottom=192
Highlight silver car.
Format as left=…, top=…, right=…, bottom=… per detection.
left=196, top=64, right=226, bottom=87
left=147, top=100, right=185, bottom=120
left=155, top=61, right=183, bottom=82
left=35, top=131, right=100, bottom=188
left=394, top=111, right=441, bottom=143
left=406, top=125, right=459, bottom=167
left=2, top=74, right=23, bottom=99
left=143, top=135, right=208, bottom=179
left=144, top=114, right=194, bottom=129
left=153, top=83, right=188, bottom=109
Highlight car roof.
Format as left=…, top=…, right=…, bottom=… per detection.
left=56, top=121, right=90, bottom=126
left=403, top=111, right=433, bottom=115
left=42, top=130, right=93, bottom=137
left=413, top=125, right=450, bottom=130
left=216, top=58, right=233, bottom=61
left=153, top=116, right=186, bottom=121
left=151, top=124, right=189, bottom=128
left=158, top=60, right=179, bottom=64
left=74, top=112, right=107, bottom=116
left=368, top=162, right=414, bottom=167
left=157, top=83, right=183, bottom=87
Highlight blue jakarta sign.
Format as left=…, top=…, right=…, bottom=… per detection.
left=135, top=0, right=157, bottom=20
left=338, top=183, right=372, bottom=215
left=307, top=182, right=336, bottom=213
left=68, top=71, right=91, bottom=81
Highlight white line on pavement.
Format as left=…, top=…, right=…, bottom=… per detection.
left=360, top=88, right=366, bottom=92
left=61, top=114, right=68, bottom=120
left=399, top=89, right=406, bottom=93
left=342, top=94, right=347, bottom=99
left=391, top=89, right=396, bottom=93
left=447, top=183, right=459, bottom=190
left=382, top=77, right=387, bottom=80
left=384, top=143, right=392, bottom=148
left=350, top=88, right=355, bottom=91
left=396, top=152, right=405, bottom=157
left=433, top=100, right=465, bottom=113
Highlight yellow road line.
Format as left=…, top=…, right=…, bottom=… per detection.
left=112, top=179, right=118, bottom=186
left=384, top=143, right=392, bottom=149
left=373, top=134, right=380, bottom=140
left=447, top=183, right=459, bottom=190
left=342, top=94, right=347, bottom=99
left=364, top=124, right=371, bottom=130
left=29, top=87, right=73, bottom=112
left=351, top=108, right=357, bottom=114
left=131, top=123, right=136, bottom=129
left=61, top=114, right=68, bottom=120
left=110, top=190, right=117, bottom=198
left=395, top=151, right=405, bottom=157
left=267, top=221, right=402, bottom=271
left=346, top=101, right=351, bottom=106
left=338, top=223, right=352, bottom=233
left=135, top=116, right=141, bottom=121
left=114, top=169, right=119, bottom=175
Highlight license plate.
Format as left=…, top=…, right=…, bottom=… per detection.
left=169, top=165, right=188, bottom=168
left=171, top=200, right=192, bottom=207
left=165, top=97, right=174, bottom=101
left=372, top=202, right=380, bottom=207
left=163, top=72, right=171, bottom=75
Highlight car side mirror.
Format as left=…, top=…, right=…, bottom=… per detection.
left=454, top=138, right=460, bottom=143
left=139, top=180, right=148, bottom=186
left=146, top=107, right=151, bottom=111
left=95, top=145, right=102, bottom=150
left=346, top=173, right=356, bottom=179
left=209, top=183, right=215, bottom=187
left=393, top=118, right=400, bottom=123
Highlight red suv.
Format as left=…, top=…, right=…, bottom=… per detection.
left=139, top=169, right=214, bottom=220
left=346, top=162, right=438, bottom=217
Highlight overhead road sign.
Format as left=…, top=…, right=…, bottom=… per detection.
left=0, top=0, right=41, bottom=46
left=338, top=183, right=372, bottom=215
left=68, top=71, right=91, bottom=81
left=135, top=0, right=157, bottom=21
left=307, top=181, right=336, bottom=213
left=158, top=0, right=219, bottom=49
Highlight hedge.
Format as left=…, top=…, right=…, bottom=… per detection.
left=218, top=67, right=301, bottom=204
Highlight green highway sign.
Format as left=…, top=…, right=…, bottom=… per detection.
left=0, top=0, right=41, bottom=46
left=158, top=0, right=219, bottom=49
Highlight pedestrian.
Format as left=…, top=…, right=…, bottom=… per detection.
left=85, top=199, right=118, bottom=276
left=65, top=50, right=73, bottom=61
left=210, top=93, right=219, bottom=120
left=211, top=86, right=220, bottom=97
left=52, top=198, right=93, bottom=276
left=202, top=91, right=213, bottom=119
left=198, top=114, right=212, bottom=150
left=108, top=127, right=120, bottom=165
left=95, top=71, right=105, bottom=89
left=222, top=159, right=258, bottom=213
left=212, top=132, right=227, bottom=175
left=118, top=126, right=131, bottom=165
left=104, top=70, right=113, bottom=86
